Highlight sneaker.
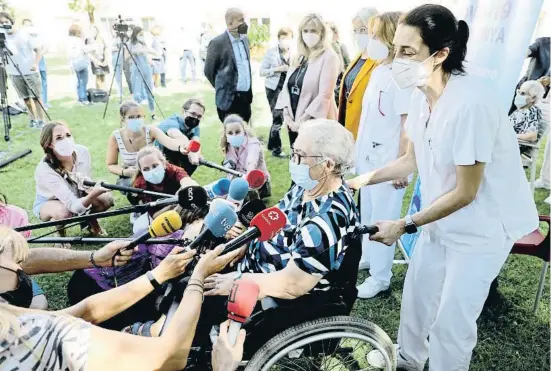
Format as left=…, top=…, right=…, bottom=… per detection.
left=357, top=277, right=389, bottom=299
left=534, top=179, right=550, bottom=190
left=358, top=259, right=370, bottom=270
left=272, top=151, right=286, bottom=158
left=367, top=345, right=419, bottom=370
left=34, top=120, right=45, bottom=129
left=29, top=119, right=37, bottom=128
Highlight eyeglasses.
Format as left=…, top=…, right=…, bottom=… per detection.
left=290, top=150, right=323, bottom=165
left=353, top=27, right=368, bottom=34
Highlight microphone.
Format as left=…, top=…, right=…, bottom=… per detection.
left=199, top=158, right=243, bottom=177
left=351, top=225, right=379, bottom=238
left=187, top=140, right=201, bottom=153
left=245, top=170, right=267, bottom=190
left=227, top=280, right=260, bottom=345
left=238, top=199, right=266, bottom=227
left=204, top=178, right=231, bottom=199
left=227, top=177, right=250, bottom=207
left=221, top=207, right=287, bottom=255
left=187, top=201, right=238, bottom=252
left=123, top=210, right=183, bottom=251
left=178, top=186, right=209, bottom=211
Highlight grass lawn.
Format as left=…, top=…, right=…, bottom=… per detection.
left=0, top=68, right=549, bottom=370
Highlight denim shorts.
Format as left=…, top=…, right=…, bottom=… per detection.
left=31, top=280, right=44, bottom=296
left=33, top=194, right=50, bottom=218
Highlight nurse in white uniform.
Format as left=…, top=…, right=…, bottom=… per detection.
left=348, top=4, right=538, bottom=371
left=355, top=11, right=413, bottom=299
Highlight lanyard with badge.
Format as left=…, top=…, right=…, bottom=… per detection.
left=291, top=59, right=308, bottom=96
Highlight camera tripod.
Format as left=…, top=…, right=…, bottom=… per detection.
left=0, top=33, right=51, bottom=141
left=103, top=15, right=164, bottom=119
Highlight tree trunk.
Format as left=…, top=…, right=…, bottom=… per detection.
left=88, top=10, right=95, bottom=24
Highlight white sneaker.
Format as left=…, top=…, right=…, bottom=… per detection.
left=534, top=179, right=550, bottom=190
left=357, top=277, right=389, bottom=299
left=367, top=345, right=419, bottom=370
left=358, top=260, right=370, bottom=270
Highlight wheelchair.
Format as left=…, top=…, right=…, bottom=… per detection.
left=186, top=233, right=397, bottom=371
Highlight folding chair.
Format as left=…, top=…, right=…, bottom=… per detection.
left=519, top=117, right=549, bottom=193
left=510, top=215, right=550, bottom=315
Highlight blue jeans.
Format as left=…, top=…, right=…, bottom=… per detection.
left=131, top=57, right=154, bottom=113
left=75, top=68, right=89, bottom=102
left=180, top=50, right=196, bottom=81
left=40, top=70, right=48, bottom=105
left=112, top=52, right=123, bottom=95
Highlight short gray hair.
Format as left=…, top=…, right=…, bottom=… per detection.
left=520, top=80, right=546, bottom=102
left=298, top=119, right=355, bottom=175
left=353, top=7, right=379, bottom=28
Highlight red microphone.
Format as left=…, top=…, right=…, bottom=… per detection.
left=227, top=279, right=260, bottom=345
left=245, top=169, right=267, bottom=190
left=221, top=207, right=287, bottom=254
left=181, top=140, right=201, bottom=155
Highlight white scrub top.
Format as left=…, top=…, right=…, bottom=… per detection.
left=405, top=74, right=538, bottom=246
left=356, top=64, right=413, bottom=175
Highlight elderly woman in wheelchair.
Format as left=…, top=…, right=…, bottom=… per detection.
left=184, top=120, right=396, bottom=370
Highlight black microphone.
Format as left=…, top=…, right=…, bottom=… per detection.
left=238, top=199, right=266, bottom=227
left=353, top=225, right=379, bottom=236
left=177, top=186, right=208, bottom=211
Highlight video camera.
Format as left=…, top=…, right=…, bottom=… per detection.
left=112, top=15, right=132, bottom=37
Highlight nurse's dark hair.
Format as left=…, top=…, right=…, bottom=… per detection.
left=401, top=4, right=469, bottom=75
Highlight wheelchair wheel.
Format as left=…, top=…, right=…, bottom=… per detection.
left=244, top=316, right=396, bottom=371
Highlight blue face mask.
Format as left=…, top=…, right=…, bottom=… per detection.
left=228, top=133, right=245, bottom=148
left=142, top=165, right=166, bottom=184
left=127, top=118, right=144, bottom=133
left=514, top=95, right=528, bottom=108
left=289, top=160, right=326, bottom=191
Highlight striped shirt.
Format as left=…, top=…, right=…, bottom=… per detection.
left=112, top=127, right=152, bottom=168
left=0, top=313, right=91, bottom=370
left=238, top=184, right=359, bottom=291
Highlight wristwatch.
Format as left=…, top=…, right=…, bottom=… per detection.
left=146, top=271, right=161, bottom=290
left=404, top=215, right=418, bottom=234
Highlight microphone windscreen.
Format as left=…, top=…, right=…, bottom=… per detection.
left=204, top=202, right=238, bottom=237
left=188, top=140, right=201, bottom=153
left=213, top=178, right=231, bottom=196
left=245, top=170, right=266, bottom=190
left=238, top=199, right=266, bottom=227
left=227, top=178, right=249, bottom=203
left=149, top=210, right=183, bottom=237
left=227, top=279, right=260, bottom=323
left=178, top=186, right=208, bottom=210
left=250, top=207, right=287, bottom=241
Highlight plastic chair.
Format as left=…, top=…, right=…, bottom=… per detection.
left=510, top=215, right=550, bottom=314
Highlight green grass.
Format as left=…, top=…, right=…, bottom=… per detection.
left=0, top=86, right=549, bottom=371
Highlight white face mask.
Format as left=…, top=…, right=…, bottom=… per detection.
left=367, top=38, right=389, bottom=61
left=279, top=38, right=292, bottom=50
left=354, top=34, right=370, bottom=52
left=54, top=137, right=75, bottom=157
left=302, top=33, right=320, bottom=48
left=391, top=53, right=435, bottom=90
left=137, top=35, right=145, bottom=42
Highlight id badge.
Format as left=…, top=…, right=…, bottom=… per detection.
left=291, top=86, right=300, bottom=95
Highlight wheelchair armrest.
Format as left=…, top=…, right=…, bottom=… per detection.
left=518, top=139, right=540, bottom=148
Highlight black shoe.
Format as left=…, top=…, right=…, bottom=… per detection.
left=272, top=151, right=286, bottom=158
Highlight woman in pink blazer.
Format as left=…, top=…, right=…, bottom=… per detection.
left=276, top=14, right=340, bottom=148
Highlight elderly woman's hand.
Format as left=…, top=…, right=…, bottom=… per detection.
left=204, top=272, right=239, bottom=296
left=538, top=76, right=550, bottom=88
left=152, top=247, right=196, bottom=283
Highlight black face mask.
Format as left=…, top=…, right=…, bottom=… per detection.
left=184, top=116, right=200, bottom=129
left=237, top=23, right=248, bottom=35
left=0, top=266, right=33, bottom=308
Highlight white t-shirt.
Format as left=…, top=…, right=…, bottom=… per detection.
left=356, top=64, right=413, bottom=174
left=5, top=31, right=39, bottom=76
left=405, top=74, right=538, bottom=245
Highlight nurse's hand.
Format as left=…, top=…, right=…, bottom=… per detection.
left=392, top=178, right=409, bottom=189
left=370, top=219, right=406, bottom=246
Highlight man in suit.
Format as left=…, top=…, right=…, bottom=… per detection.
left=204, top=8, right=253, bottom=124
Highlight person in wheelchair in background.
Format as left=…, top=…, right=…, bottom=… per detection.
left=188, top=119, right=360, bottom=362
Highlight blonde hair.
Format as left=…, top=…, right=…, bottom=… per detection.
left=134, top=146, right=166, bottom=183
left=372, top=12, right=402, bottom=53
left=295, top=14, right=330, bottom=66
left=0, top=227, right=29, bottom=266
left=220, top=114, right=254, bottom=154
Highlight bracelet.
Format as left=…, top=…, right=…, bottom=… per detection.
left=178, top=145, right=182, bottom=153
left=187, top=282, right=204, bottom=291
left=89, top=251, right=102, bottom=269
left=185, top=286, right=204, bottom=301
left=188, top=278, right=204, bottom=286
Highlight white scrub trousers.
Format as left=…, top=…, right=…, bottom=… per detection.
left=359, top=182, right=406, bottom=285
left=397, top=231, right=513, bottom=371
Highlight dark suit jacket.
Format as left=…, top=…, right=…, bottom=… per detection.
left=204, top=32, right=253, bottom=111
